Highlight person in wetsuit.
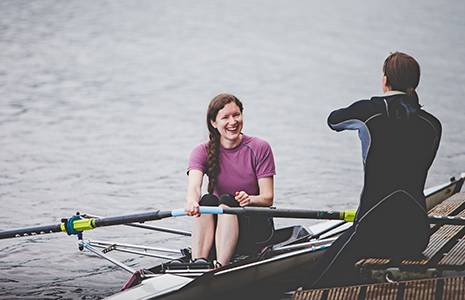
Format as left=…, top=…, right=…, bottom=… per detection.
left=302, top=52, right=442, bottom=289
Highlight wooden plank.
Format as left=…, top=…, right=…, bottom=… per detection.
left=401, top=225, right=465, bottom=266
left=428, top=202, right=463, bottom=216
left=365, top=282, right=398, bottom=300
left=403, top=279, right=437, bottom=300
left=438, top=210, right=465, bottom=266
left=356, top=258, right=392, bottom=269
left=443, top=276, right=465, bottom=300
left=292, top=289, right=325, bottom=300
left=428, top=192, right=465, bottom=216
left=291, top=286, right=363, bottom=300
left=327, top=286, right=361, bottom=300
left=439, top=239, right=465, bottom=266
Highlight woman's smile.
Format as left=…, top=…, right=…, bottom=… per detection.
left=211, top=102, right=243, bottom=148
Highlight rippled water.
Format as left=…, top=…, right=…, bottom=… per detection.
left=1, top=0, right=464, bottom=299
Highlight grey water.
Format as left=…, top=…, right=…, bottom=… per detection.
left=1, top=0, right=464, bottom=299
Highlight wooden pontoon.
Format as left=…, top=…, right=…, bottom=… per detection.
left=293, top=189, right=465, bottom=300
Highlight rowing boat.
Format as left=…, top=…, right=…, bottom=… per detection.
left=101, top=173, right=465, bottom=300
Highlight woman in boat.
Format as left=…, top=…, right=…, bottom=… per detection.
left=303, top=52, right=442, bottom=289
left=184, top=93, right=276, bottom=267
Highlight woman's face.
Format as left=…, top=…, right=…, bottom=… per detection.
left=211, top=102, right=243, bottom=148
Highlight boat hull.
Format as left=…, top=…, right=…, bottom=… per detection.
left=106, top=174, right=465, bottom=300
left=107, top=245, right=326, bottom=300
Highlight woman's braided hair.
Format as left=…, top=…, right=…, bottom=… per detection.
left=206, top=94, right=243, bottom=194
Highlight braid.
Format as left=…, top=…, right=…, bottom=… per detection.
left=207, top=132, right=220, bottom=194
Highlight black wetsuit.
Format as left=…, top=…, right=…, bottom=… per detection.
left=302, top=92, right=441, bottom=289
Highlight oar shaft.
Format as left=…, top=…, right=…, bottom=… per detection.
left=183, top=207, right=465, bottom=227
left=223, top=207, right=352, bottom=220
left=195, top=208, right=465, bottom=226
left=0, top=210, right=175, bottom=240
left=0, top=223, right=63, bottom=240
left=91, top=210, right=173, bottom=229
left=81, top=213, right=192, bottom=237
left=221, top=208, right=465, bottom=226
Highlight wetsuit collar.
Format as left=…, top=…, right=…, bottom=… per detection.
left=383, top=90, right=406, bottom=97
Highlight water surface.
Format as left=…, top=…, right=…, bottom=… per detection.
left=1, top=0, right=464, bottom=299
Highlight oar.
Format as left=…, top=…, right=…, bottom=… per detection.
left=0, top=208, right=357, bottom=240
left=3, top=206, right=464, bottom=241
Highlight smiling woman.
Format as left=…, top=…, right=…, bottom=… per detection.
left=184, top=94, right=276, bottom=267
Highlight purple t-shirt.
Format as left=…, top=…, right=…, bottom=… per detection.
left=187, top=134, right=276, bottom=198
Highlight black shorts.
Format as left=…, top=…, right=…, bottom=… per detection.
left=199, top=194, right=274, bottom=255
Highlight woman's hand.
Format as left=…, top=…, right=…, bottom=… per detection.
left=235, top=177, right=274, bottom=207
left=185, top=170, right=204, bottom=217
left=235, top=191, right=251, bottom=207
left=184, top=200, right=200, bottom=217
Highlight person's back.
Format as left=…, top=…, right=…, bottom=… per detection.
left=303, top=52, right=441, bottom=289
left=329, top=94, right=441, bottom=217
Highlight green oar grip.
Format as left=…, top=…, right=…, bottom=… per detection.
left=343, top=210, right=357, bottom=222
left=72, top=219, right=96, bottom=232
left=61, top=217, right=96, bottom=235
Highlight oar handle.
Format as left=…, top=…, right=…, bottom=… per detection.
left=171, top=207, right=224, bottom=217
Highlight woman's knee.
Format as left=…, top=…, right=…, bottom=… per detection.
left=199, top=194, right=219, bottom=206
left=218, top=193, right=239, bottom=207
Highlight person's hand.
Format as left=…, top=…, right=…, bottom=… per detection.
left=235, top=191, right=251, bottom=207
left=184, top=200, right=200, bottom=217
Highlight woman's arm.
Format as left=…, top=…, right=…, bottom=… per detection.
left=235, top=176, right=274, bottom=207
left=184, top=169, right=204, bottom=217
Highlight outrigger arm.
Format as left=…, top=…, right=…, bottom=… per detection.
left=80, top=241, right=139, bottom=275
